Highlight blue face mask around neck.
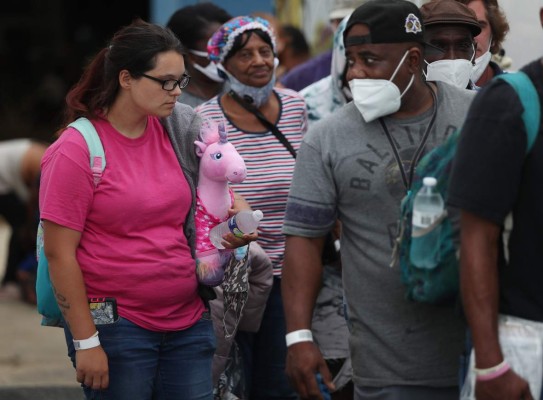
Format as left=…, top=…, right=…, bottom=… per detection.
left=217, top=59, right=278, bottom=108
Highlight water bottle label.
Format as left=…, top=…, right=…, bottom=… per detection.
left=412, top=210, right=440, bottom=228
left=227, top=216, right=244, bottom=238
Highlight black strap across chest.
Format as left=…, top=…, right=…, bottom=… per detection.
left=228, top=90, right=297, bottom=158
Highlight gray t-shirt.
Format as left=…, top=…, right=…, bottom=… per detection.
left=177, top=84, right=227, bottom=109
left=283, top=82, right=475, bottom=387
left=177, top=90, right=207, bottom=109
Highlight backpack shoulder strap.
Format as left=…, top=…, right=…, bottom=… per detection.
left=68, top=117, right=106, bottom=186
left=496, top=72, right=541, bottom=153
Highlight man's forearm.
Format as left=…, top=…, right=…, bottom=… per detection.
left=282, top=235, right=325, bottom=332
left=460, top=211, right=503, bottom=368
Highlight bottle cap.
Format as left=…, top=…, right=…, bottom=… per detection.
left=253, top=210, right=264, bottom=221
left=423, top=177, right=437, bottom=187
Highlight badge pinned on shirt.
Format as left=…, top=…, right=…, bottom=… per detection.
left=405, top=13, right=422, bottom=34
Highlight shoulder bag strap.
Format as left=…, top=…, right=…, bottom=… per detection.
left=68, top=117, right=106, bottom=186
left=228, top=90, right=297, bottom=158
left=496, top=72, right=541, bottom=153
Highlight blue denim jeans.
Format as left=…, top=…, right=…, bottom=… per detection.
left=64, top=313, right=216, bottom=400
left=235, top=277, right=297, bottom=399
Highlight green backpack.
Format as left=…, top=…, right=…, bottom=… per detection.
left=36, top=118, right=106, bottom=327
left=392, top=72, right=541, bottom=304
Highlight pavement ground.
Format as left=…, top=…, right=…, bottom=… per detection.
left=0, top=218, right=82, bottom=399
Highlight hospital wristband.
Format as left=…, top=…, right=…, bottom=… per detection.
left=285, top=329, right=313, bottom=347
left=73, top=331, right=100, bottom=350
left=475, top=360, right=510, bottom=381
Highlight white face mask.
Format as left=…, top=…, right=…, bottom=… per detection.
left=424, top=48, right=475, bottom=89
left=349, top=50, right=414, bottom=123
left=471, top=37, right=493, bottom=83
left=188, top=49, right=225, bottom=83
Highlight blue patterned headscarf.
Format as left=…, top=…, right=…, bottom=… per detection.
left=207, top=16, right=277, bottom=64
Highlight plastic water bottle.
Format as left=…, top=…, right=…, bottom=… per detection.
left=410, top=177, right=444, bottom=269
left=210, top=210, right=263, bottom=249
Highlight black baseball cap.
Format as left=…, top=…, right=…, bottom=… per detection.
left=344, top=0, right=425, bottom=47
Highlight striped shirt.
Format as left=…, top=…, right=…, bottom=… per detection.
left=196, top=88, right=307, bottom=275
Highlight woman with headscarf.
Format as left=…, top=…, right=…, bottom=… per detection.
left=196, top=16, right=307, bottom=400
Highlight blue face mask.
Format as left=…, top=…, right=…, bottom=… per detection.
left=217, top=59, right=278, bottom=108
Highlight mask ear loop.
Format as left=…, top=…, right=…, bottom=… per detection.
left=188, top=49, right=210, bottom=58
left=422, top=60, right=430, bottom=80
left=400, top=74, right=415, bottom=98
left=477, top=35, right=493, bottom=59
left=469, top=42, right=476, bottom=64
left=389, top=50, right=410, bottom=82
left=188, top=49, right=215, bottom=74
left=486, top=35, right=493, bottom=53
left=390, top=50, right=415, bottom=97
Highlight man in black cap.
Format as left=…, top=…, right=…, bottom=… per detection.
left=281, top=0, right=475, bottom=399
left=421, top=0, right=481, bottom=89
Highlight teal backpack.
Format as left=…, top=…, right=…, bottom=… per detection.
left=392, top=72, right=541, bottom=304
left=36, top=118, right=106, bottom=327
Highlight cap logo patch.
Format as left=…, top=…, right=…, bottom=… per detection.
left=405, top=13, right=422, bottom=34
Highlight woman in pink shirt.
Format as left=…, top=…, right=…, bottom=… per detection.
left=39, top=19, right=250, bottom=400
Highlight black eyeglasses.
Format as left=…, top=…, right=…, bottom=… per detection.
left=141, top=73, right=191, bottom=91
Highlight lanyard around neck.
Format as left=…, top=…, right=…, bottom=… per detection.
left=379, top=86, right=437, bottom=193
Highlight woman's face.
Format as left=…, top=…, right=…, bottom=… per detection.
left=188, top=23, right=222, bottom=76
left=130, top=50, right=186, bottom=118
left=224, top=32, right=275, bottom=87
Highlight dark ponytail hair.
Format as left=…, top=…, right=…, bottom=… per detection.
left=60, top=19, right=184, bottom=134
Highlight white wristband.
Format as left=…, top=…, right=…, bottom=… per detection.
left=285, top=329, right=313, bottom=347
left=73, top=331, right=100, bottom=350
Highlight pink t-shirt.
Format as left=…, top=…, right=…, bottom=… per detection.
left=39, top=116, right=204, bottom=332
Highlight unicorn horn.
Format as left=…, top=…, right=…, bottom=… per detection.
left=218, top=122, right=228, bottom=143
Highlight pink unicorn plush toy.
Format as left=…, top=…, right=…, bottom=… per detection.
left=195, top=120, right=247, bottom=286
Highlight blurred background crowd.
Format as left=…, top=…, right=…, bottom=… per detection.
left=0, top=0, right=538, bottom=144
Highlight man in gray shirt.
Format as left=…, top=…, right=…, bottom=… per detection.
left=281, top=1, right=476, bottom=399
